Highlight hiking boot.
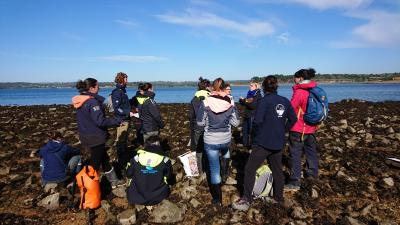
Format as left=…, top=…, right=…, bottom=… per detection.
left=284, top=184, right=300, bottom=192
left=232, top=198, right=250, bottom=211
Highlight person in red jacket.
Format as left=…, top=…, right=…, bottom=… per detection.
left=285, top=68, right=319, bottom=191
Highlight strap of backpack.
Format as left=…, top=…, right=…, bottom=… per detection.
left=80, top=175, right=87, bottom=209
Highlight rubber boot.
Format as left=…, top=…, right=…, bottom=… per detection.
left=196, top=153, right=203, bottom=174
left=210, top=183, right=222, bottom=206
left=104, top=167, right=125, bottom=189
left=221, top=158, right=230, bottom=184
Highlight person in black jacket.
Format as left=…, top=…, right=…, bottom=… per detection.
left=188, top=77, right=211, bottom=174
left=129, top=83, right=145, bottom=146
left=139, top=83, right=164, bottom=142
left=72, top=78, right=125, bottom=189
left=232, top=76, right=297, bottom=211
left=126, top=135, right=174, bottom=205
left=239, top=80, right=262, bottom=148
left=111, top=72, right=132, bottom=171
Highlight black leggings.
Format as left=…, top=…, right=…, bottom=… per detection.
left=90, top=143, right=112, bottom=172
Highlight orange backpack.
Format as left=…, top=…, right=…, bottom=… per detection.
left=76, top=165, right=101, bottom=209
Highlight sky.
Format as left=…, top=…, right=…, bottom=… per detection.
left=0, top=0, right=399, bottom=82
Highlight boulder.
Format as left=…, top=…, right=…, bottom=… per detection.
left=117, top=209, right=136, bottom=225
left=38, top=193, right=60, bottom=210
left=148, top=200, right=186, bottom=223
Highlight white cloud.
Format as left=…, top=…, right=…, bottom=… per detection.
left=277, top=32, right=290, bottom=44
left=245, top=0, right=372, bottom=10
left=156, top=9, right=275, bottom=37
left=332, top=10, right=400, bottom=48
left=115, top=19, right=138, bottom=27
left=60, top=32, right=84, bottom=41
left=95, top=55, right=166, bottom=63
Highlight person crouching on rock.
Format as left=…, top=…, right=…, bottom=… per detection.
left=72, top=78, right=125, bottom=189
left=232, top=76, right=297, bottom=211
left=126, top=135, right=174, bottom=205
left=189, top=77, right=211, bottom=175
left=197, top=77, right=240, bottom=206
left=39, top=131, right=82, bottom=187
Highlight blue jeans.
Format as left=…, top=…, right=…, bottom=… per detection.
left=204, top=142, right=230, bottom=184
left=40, top=155, right=82, bottom=185
left=288, top=132, right=318, bottom=185
left=242, top=117, right=254, bottom=147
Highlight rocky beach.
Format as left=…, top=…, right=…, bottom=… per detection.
left=0, top=100, right=399, bottom=225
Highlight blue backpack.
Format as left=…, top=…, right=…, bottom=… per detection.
left=303, top=87, right=329, bottom=125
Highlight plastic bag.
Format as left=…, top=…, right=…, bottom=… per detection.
left=178, top=151, right=199, bottom=177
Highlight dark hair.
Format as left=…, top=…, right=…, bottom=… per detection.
left=212, top=77, right=226, bottom=92
left=141, top=82, right=153, bottom=91
left=76, top=78, right=98, bottom=93
left=144, top=135, right=160, bottom=147
left=262, top=75, right=278, bottom=93
left=294, top=68, right=316, bottom=80
left=197, top=77, right=211, bottom=90
left=48, top=131, right=63, bottom=140
left=115, top=72, right=128, bottom=84
left=137, top=82, right=144, bottom=90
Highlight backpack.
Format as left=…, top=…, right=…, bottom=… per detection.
left=105, top=89, right=118, bottom=113
left=76, top=165, right=101, bottom=209
left=303, top=86, right=329, bottom=125
left=252, top=164, right=273, bottom=198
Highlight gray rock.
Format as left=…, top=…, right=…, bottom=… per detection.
left=395, top=133, right=400, bottom=141
left=346, top=138, right=358, bottom=148
left=291, top=206, right=308, bottom=219
left=39, top=193, right=60, bottom=210
left=180, top=185, right=198, bottom=200
left=149, top=200, right=186, bottom=223
left=112, top=186, right=127, bottom=198
left=348, top=126, right=357, bottom=134
left=365, top=133, right=373, bottom=143
left=230, top=211, right=245, bottom=223
left=380, top=177, right=394, bottom=188
left=44, top=183, right=58, bottom=193
left=360, top=204, right=373, bottom=216
left=345, top=216, right=366, bottom=225
left=225, top=176, right=237, bottom=185
left=101, top=200, right=111, bottom=214
left=0, top=166, right=10, bottom=175
left=339, top=119, right=348, bottom=129
left=4, top=135, right=13, bottom=140
left=386, top=127, right=394, bottom=134
left=190, top=198, right=201, bottom=208
left=311, top=188, right=319, bottom=198
left=117, top=209, right=136, bottom=225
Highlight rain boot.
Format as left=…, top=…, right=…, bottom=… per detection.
left=104, top=167, right=125, bottom=189
left=221, top=158, right=230, bottom=184
left=210, top=183, right=222, bottom=206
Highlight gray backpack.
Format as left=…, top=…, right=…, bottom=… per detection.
left=252, top=164, right=273, bottom=198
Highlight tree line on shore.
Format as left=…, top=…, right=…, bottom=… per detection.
left=1, top=72, right=399, bottom=89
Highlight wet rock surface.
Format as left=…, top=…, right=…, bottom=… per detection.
left=0, top=100, right=399, bottom=224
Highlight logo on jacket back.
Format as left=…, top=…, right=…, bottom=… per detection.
left=275, top=104, right=285, bottom=117
left=140, top=158, right=158, bottom=174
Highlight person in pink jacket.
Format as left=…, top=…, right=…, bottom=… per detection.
left=285, top=68, right=319, bottom=191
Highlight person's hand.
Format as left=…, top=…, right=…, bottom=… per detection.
left=130, top=112, right=139, bottom=118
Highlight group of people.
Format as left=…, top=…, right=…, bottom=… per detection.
left=38, top=68, right=321, bottom=212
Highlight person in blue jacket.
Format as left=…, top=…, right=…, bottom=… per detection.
left=39, top=131, right=82, bottom=186
left=126, top=135, right=174, bottom=205
left=111, top=72, right=132, bottom=171
left=232, top=75, right=297, bottom=211
left=72, top=78, right=125, bottom=189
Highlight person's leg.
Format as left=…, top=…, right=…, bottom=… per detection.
left=242, top=118, right=250, bottom=147
left=90, top=144, right=107, bottom=172
left=242, top=145, right=269, bottom=202
left=304, top=134, right=318, bottom=178
left=40, top=159, right=47, bottom=186
left=288, top=132, right=304, bottom=187
left=194, top=130, right=205, bottom=174
left=204, top=142, right=223, bottom=204
left=116, top=121, right=130, bottom=169
left=267, top=150, right=284, bottom=202
left=143, top=131, right=159, bottom=143
left=67, top=155, right=82, bottom=176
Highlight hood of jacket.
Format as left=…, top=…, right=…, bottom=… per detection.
left=292, top=80, right=317, bottom=91
left=194, top=90, right=210, bottom=99
left=116, top=83, right=127, bottom=90
left=72, top=92, right=105, bottom=108
left=144, top=90, right=156, bottom=99
left=46, top=140, right=64, bottom=153
left=204, top=94, right=233, bottom=113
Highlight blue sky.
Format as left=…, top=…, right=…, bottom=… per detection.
left=0, top=0, right=399, bottom=82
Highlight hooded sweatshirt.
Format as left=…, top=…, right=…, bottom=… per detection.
left=72, top=92, right=121, bottom=147
left=290, top=80, right=318, bottom=134
left=39, top=140, right=80, bottom=182
left=197, top=93, right=240, bottom=144
left=189, top=89, right=210, bottom=132
left=126, top=144, right=173, bottom=205
left=140, top=91, right=164, bottom=133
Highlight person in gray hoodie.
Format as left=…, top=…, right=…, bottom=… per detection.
left=197, top=77, right=240, bottom=205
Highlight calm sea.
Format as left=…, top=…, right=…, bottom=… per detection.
left=0, top=83, right=399, bottom=105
